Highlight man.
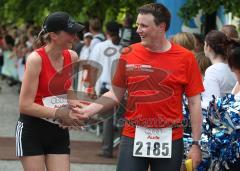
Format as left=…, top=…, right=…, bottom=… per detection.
left=119, top=13, right=141, bottom=46
left=72, top=3, right=203, bottom=171
left=89, top=21, right=122, bottom=158
left=83, top=18, right=105, bottom=95
left=89, top=18, right=105, bottom=52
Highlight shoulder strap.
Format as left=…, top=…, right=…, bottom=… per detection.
left=95, top=36, right=105, bottom=42
left=35, top=47, right=46, bottom=59
left=63, top=49, right=72, bottom=65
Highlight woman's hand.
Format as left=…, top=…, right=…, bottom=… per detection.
left=55, top=106, right=85, bottom=127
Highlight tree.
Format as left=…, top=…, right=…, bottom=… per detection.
left=0, top=0, right=152, bottom=26
left=178, top=0, right=240, bottom=35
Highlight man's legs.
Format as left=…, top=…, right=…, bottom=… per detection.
left=150, top=138, right=184, bottom=171
left=117, top=136, right=149, bottom=171
left=117, top=136, right=183, bottom=171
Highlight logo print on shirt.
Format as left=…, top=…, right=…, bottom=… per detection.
left=126, top=64, right=174, bottom=111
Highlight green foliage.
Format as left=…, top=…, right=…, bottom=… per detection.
left=179, top=0, right=240, bottom=23
left=116, top=8, right=129, bottom=25
left=0, top=0, right=152, bottom=26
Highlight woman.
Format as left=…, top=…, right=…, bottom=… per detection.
left=229, top=40, right=240, bottom=100
left=225, top=38, right=240, bottom=171
left=202, top=30, right=236, bottom=108
left=16, top=12, right=84, bottom=171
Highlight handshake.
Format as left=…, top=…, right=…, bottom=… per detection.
left=54, top=100, right=97, bottom=129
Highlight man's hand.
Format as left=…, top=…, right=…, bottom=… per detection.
left=68, top=99, right=84, bottom=108
left=71, top=105, right=91, bottom=120
left=187, top=145, right=202, bottom=169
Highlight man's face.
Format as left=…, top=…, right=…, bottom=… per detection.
left=136, top=13, right=164, bottom=48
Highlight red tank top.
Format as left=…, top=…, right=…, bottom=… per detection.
left=34, top=47, right=73, bottom=105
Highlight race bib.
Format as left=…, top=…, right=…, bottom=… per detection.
left=42, top=94, right=68, bottom=109
left=133, top=126, right=172, bottom=158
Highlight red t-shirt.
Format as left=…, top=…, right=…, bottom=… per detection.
left=112, top=43, right=204, bottom=140
left=33, top=47, right=73, bottom=105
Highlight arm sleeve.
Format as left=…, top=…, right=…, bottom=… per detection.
left=112, top=57, right=127, bottom=88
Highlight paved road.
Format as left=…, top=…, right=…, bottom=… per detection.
left=0, top=160, right=116, bottom=171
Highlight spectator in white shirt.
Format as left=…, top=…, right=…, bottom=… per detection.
left=89, top=21, right=122, bottom=158
left=202, top=30, right=237, bottom=108
left=77, top=32, right=93, bottom=92
left=80, top=32, right=93, bottom=60
left=89, top=18, right=105, bottom=52
left=81, top=18, right=105, bottom=94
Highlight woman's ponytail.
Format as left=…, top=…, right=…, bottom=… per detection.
left=34, top=29, right=47, bottom=48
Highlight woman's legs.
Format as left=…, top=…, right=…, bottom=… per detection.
left=16, top=116, right=70, bottom=171
left=19, top=155, right=45, bottom=171
left=19, top=154, right=70, bottom=171
left=45, top=154, right=70, bottom=171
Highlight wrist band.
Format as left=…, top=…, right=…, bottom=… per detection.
left=85, top=87, right=94, bottom=93
left=192, top=140, right=201, bottom=147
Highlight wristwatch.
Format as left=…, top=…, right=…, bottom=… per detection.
left=192, top=140, right=201, bottom=147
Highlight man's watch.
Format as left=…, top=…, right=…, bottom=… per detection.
left=192, top=140, right=201, bottom=147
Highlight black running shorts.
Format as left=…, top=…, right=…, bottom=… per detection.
left=15, top=114, right=70, bottom=157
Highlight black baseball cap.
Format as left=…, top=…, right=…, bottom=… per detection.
left=43, top=11, right=85, bottom=34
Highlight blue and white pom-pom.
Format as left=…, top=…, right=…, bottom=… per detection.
left=183, top=94, right=240, bottom=170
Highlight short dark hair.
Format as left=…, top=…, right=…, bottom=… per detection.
left=124, top=13, right=134, bottom=27
left=137, top=3, right=171, bottom=31
left=193, top=33, right=204, bottom=45
left=89, top=18, right=102, bottom=32
left=4, top=35, right=15, bottom=47
left=106, top=21, right=120, bottom=36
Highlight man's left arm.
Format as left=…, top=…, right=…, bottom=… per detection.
left=187, top=94, right=202, bottom=169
